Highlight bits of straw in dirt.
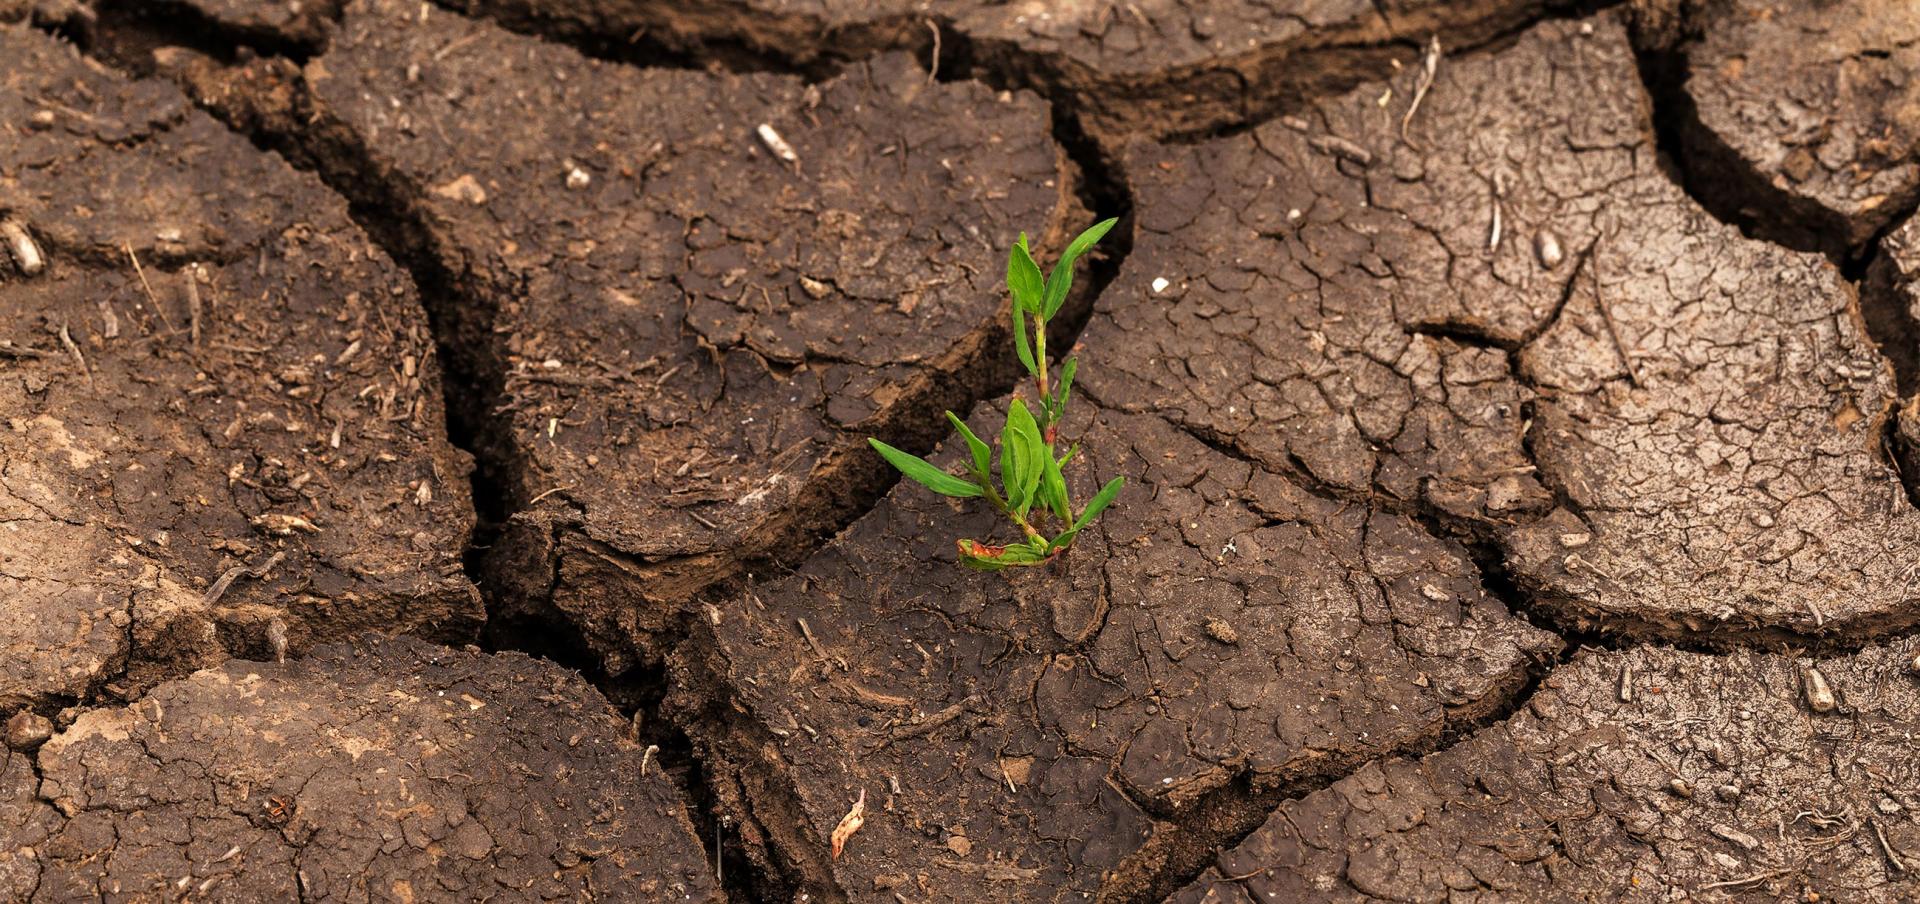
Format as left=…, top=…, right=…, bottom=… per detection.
left=867, top=218, right=1124, bottom=571
left=830, top=789, right=866, bottom=860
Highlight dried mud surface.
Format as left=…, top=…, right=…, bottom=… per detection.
left=1670, top=0, right=1920, bottom=253
left=1, top=27, right=479, bottom=711
left=163, top=0, right=1087, bottom=671
left=1173, top=639, right=1920, bottom=903
left=26, top=636, right=720, bottom=902
left=669, top=401, right=1556, bottom=901
left=6, top=0, right=1920, bottom=902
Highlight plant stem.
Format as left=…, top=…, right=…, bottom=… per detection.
left=981, top=483, right=1048, bottom=545
left=1033, top=313, right=1050, bottom=422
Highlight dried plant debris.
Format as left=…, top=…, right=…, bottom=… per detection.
left=160, top=0, right=1086, bottom=670
left=669, top=402, right=1555, bottom=902
left=0, top=28, right=479, bottom=709
left=1671, top=0, right=1920, bottom=252
left=1172, top=640, right=1920, bottom=903
left=13, top=637, right=722, bottom=902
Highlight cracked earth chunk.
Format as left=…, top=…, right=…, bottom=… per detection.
left=172, top=0, right=1082, bottom=671
left=1506, top=106, right=1916, bottom=642
left=15, top=637, right=721, bottom=902
left=1172, top=640, right=1920, bottom=904
left=168, top=0, right=344, bottom=49
left=0, top=28, right=478, bottom=709
left=1076, top=16, right=1660, bottom=525
left=1676, top=0, right=1920, bottom=252
left=438, top=0, right=1568, bottom=138
left=668, top=402, right=1555, bottom=902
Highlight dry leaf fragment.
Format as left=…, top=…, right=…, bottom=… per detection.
left=830, top=789, right=866, bottom=860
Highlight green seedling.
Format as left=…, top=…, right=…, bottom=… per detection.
left=869, top=218, right=1124, bottom=571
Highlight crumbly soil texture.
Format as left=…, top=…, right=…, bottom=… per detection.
left=5, top=0, right=1920, bottom=902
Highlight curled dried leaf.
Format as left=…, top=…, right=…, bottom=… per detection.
left=830, top=789, right=867, bottom=860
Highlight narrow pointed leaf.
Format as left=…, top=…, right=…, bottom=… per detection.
left=1007, top=234, right=1046, bottom=315
left=1011, top=304, right=1037, bottom=375
left=1052, top=357, right=1079, bottom=420
left=1039, top=446, right=1072, bottom=524
left=945, top=411, right=991, bottom=479
left=1042, top=217, right=1118, bottom=319
left=1072, top=476, right=1125, bottom=529
left=869, top=439, right=984, bottom=498
left=1047, top=527, right=1080, bottom=553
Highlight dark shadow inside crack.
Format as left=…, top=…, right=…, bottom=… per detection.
left=77, top=0, right=326, bottom=69
left=1623, top=4, right=1920, bottom=265
left=427, top=0, right=864, bottom=80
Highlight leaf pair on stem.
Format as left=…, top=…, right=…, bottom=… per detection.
left=870, top=217, right=1124, bottom=570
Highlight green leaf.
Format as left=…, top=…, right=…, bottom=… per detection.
left=1001, top=400, right=1046, bottom=516
left=1007, top=233, right=1046, bottom=316
left=1051, top=356, right=1078, bottom=422
left=1011, top=304, right=1037, bottom=376
left=869, top=438, right=984, bottom=498
left=957, top=538, right=1052, bottom=570
left=1056, top=444, right=1079, bottom=469
left=1073, top=476, right=1125, bottom=530
left=945, top=411, right=991, bottom=480
left=1039, top=446, right=1072, bottom=524
left=1042, top=217, right=1118, bottom=319
left=1047, top=527, right=1080, bottom=553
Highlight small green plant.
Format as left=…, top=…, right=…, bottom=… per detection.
left=869, top=218, right=1124, bottom=570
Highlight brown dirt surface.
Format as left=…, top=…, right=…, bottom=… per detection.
left=1170, top=638, right=1920, bottom=903
left=1503, top=32, right=1914, bottom=643
left=1072, top=15, right=1658, bottom=528
left=0, top=25, right=479, bottom=710
left=15, top=635, right=721, bottom=902
left=12, top=0, right=1920, bottom=902
left=667, top=399, right=1556, bottom=902
left=1062, top=10, right=1920, bottom=645
left=159, top=0, right=1089, bottom=672
left=434, top=0, right=1575, bottom=138
left=1672, top=0, right=1920, bottom=252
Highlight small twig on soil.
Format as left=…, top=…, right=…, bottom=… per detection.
left=1399, top=35, right=1441, bottom=149
left=1593, top=264, right=1643, bottom=388
left=1699, top=870, right=1786, bottom=891
left=526, top=485, right=572, bottom=505
left=58, top=321, right=91, bottom=387
left=0, top=341, right=52, bottom=359
left=872, top=694, right=979, bottom=751
left=185, top=265, right=203, bottom=347
left=203, top=550, right=287, bottom=607
left=796, top=617, right=845, bottom=671
left=1871, top=815, right=1907, bottom=872
left=125, top=243, right=176, bottom=334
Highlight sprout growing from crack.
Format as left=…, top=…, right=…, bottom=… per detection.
left=869, top=218, right=1124, bottom=570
